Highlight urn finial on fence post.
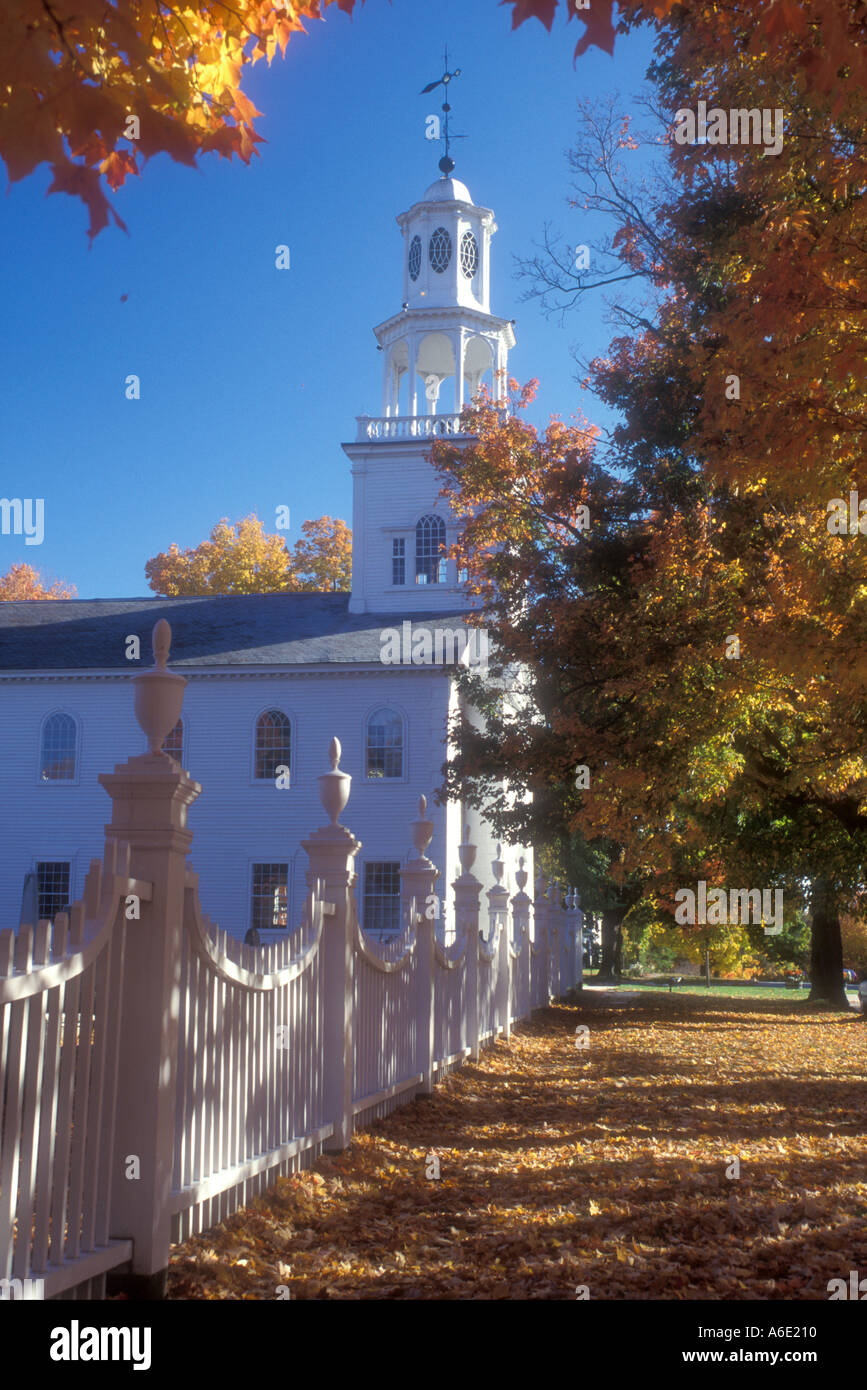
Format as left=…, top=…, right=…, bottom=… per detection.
left=410, top=794, right=434, bottom=860
left=133, top=619, right=187, bottom=755
left=515, top=856, right=528, bottom=893
left=458, top=825, right=477, bottom=875
left=318, top=736, right=352, bottom=826
left=492, top=843, right=505, bottom=888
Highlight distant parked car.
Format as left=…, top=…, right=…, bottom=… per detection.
left=858, top=978, right=867, bottom=1016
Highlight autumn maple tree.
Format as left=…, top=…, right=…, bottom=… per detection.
left=289, top=515, right=352, bottom=592
left=2, top=0, right=357, bottom=238
left=433, top=1, right=867, bottom=1010
left=145, top=512, right=350, bottom=594
left=0, top=563, right=76, bottom=599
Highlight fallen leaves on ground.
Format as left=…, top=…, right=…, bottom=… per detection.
left=167, top=994, right=867, bottom=1299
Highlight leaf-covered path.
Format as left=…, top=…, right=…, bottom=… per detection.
left=167, top=995, right=867, bottom=1300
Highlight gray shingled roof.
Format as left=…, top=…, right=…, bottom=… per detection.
left=0, top=595, right=471, bottom=670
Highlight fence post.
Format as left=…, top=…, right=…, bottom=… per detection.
left=566, top=889, right=578, bottom=989
left=488, top=845, right=511, bottom=1041
left=101, top=621, right=200, bottom=1297
left=549, top=880, right=562, bottom=999
left=400, top=796, right=439, bottom=1097
left=534, top=874, right=550, bottom=1004
left=303, top=738, right=361, bottom=1153
left=511, top=857, right=531, bottom=1019
left=573, top=888, right=584, bottom=988
left=453, top=827, right=482, bottom=1060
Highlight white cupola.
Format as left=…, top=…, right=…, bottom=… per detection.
left=372, top=174, right=516, bottom=418
left=344, top=164, right=517, bottom=615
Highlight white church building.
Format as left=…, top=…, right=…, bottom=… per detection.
left=0, top=169, right=533, bottom=943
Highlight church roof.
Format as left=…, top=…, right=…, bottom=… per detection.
left=0, top=595, right=472, bottom=672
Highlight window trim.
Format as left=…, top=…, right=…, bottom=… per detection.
left=36, top=710, right=80, bottom=787
left=248, top=858, right=292, bottom=935
left=362, top=703, right=408, bottom=784
left=251, top=706, right=294, bottom=787
left=415, top=514, right=448, bottom=586
left=30, top=855, right=76, bottom=923
left=361, top=858, right=403, bottom=936
left=391, top=536, right=406, bottom=587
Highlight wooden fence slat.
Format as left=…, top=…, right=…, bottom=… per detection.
left=0, top=929, right=33, bottom=1280
left=80, top=939, right=113, bottom=1252
left=66, top=954, right=97, bottom=1260
left=33, top=917, right=67, bottom=1272
left=12, top=922, right=51, bottom=1279
left=49, top=965, right=80, bottom=1267
left=95, top=919, right=126, bottom=1249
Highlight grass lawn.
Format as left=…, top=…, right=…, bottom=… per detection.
left=167, top=991, right=867, bottom=1300
left=590, top=977, right=863, bottom=1005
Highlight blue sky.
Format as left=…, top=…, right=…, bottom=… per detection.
left=0, top=1, right=657, bottom=598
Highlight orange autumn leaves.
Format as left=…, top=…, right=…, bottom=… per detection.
left=1, top=0, right=357, bottom=238
left=166, top=996, right=867, bottom=1300
left=7, top=0, right=861, bottom=240
left=0, top=563, right=76, bottom=599
left=145, top=513, right=351, bottom=595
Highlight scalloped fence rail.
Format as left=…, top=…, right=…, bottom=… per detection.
left=0, top=623, right=582, bottom=1301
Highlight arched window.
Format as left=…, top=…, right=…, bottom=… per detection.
left=415, top=515, right=447, bottom=585
left=40, top=713, right=77, bottom=782
left=255, top=710, right=291, bottom=781
left=163, top=718, right=183, bottom=761
left=366, top=708, right=404, bottom=780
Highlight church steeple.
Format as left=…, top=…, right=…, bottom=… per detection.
left=372, top=175, right=515, bottom=419
left=344, top=169, right=516, bottom=615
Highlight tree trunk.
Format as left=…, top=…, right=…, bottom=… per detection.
left=597, top=907, right=624, bottom=983
left=808, top=878, right=850, bottom=1010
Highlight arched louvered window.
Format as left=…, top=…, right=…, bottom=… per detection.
left=163, top=718, right=183, bottom=761
left=40, top=713, right=77, bottom=782
left=366, top=708, right=404, bottom=780
left=255, top=710, right=291, bottom=781
left=415, top=514, right=447, bottom=585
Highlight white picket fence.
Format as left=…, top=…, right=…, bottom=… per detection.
left=0, top=622, right=582, bottom=1300
left=0, top=846, right=150, bottom=1297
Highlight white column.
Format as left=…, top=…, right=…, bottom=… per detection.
left=454, top=329, right=465, bottom=413
left=381, top=349, right=391, bottom=417
left=495, top=337, right=507, bottom=405
left=408, top=337, right=419, bottom=417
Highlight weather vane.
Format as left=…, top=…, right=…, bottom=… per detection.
left=420, top=46, right=467, bottom=176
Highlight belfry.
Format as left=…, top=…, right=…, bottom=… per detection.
left=344, top=167, right=515, bottom=614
